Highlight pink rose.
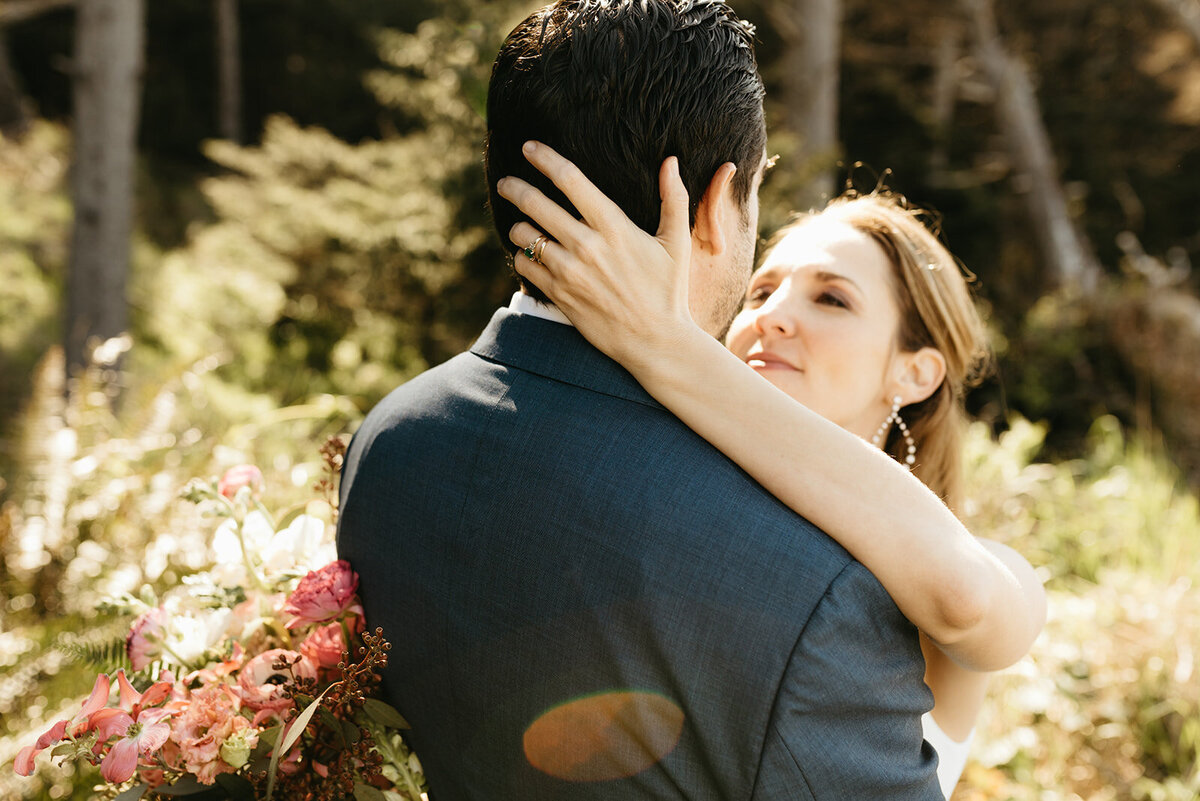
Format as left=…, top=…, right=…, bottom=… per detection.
left=127, top=607, right=166, bottom=671
left=299, top=622, right=347, bottom=670
left=218, top=464, right=264, bottom=499
left=282, top=560, right=363, bottom=629
left=234, top=649, right=316, bottom=724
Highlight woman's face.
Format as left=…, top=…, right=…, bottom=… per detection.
left=725, top=216, right=907, bottom=440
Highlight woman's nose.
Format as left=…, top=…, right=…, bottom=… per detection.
left=753, top=296, right=796, bottom=337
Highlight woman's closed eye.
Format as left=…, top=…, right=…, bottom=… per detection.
left=816, top=290, right=850, bottom=309
left=746, top=285, right=774, bottom=305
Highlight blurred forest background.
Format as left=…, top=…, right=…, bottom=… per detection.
left=0, top=0, right=1199, bottom=799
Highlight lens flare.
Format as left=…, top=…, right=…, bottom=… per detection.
left=523, top=690, right=685, bottom=782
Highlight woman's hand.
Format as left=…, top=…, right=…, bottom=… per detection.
left=496, top=141, right=699, bottom=368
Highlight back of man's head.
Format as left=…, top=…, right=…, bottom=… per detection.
left=485, top=0, right=766, bottom=302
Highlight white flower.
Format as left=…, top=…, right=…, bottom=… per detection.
left=260, top=514, right=330, bottom=574
left=210, top=511, right=276, bottom=587
left=168, top=609, right=233, bottom=666
left=156, top=597, right=235, bottom=668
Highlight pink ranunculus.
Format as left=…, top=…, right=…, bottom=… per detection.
left=169, top=684, right=257, bottom=785
left=282, top=560, right=363, bottom=629
left=127, top=606, right=166, bottom=671
left=299, top=622, right=347, bottom=670
left=234, top=649, right=316, bottom=718
left=218, top=464, right=264, bottom=499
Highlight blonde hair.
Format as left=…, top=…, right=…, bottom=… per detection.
left=769, top=192, right=991, bottom=512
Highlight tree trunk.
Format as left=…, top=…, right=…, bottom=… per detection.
left=0, top=33, right=29, bottom=136
left=214, top=0, right=241, bottom=142
left=928, top=20, right=962, bottom=181
left=768, top=0, right=842, bottom=209
left=961, top=0, right=1102, bottom=292
left=65, top=0, right=145, bottom=380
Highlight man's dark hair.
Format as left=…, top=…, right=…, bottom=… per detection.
left=485, top=0, right=766, bottom=302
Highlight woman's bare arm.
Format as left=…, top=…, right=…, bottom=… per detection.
left=497, top=142, right=1046, bottom=671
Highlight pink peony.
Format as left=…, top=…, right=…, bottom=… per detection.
left=282, top=560, right=362, bottom=629
left=169, top=684, right=257, bottom=785
left=234, top=649, right=316, bottom=725
left=299, top=622, right=347, bottom=670
left=126, top=606, right=166, bottom=670
left=218, top=464, right=264, bottom=499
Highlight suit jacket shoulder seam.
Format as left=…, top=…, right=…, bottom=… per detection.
left=748, top=559, right=856, bottom=800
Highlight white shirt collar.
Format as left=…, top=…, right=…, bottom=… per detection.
left=507, top=291, right=574, bottom=327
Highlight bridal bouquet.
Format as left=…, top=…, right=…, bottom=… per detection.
left=12, top=445, right=426, bottom=801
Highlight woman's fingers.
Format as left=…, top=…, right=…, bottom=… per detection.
left=655, top=156, right=691, bottom=265
left=497, top=176, right=589, bottom=250
left=520, top=141, right=628, bottom=233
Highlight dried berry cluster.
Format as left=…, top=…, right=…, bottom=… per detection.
left=249, top=628, right=395, bottom=801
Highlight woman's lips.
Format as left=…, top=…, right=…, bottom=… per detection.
left=745, top=352, right=798, bottom=371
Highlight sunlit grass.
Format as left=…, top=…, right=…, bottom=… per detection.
left=957, top=418, right=1200, bottom=800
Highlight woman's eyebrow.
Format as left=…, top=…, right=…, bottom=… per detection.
left=814, top=270, right=865, bottom=294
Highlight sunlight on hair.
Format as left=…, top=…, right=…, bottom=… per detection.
left=522, top=690, right=685, bottom=782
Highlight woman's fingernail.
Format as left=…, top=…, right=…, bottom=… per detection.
left=497, top=177, right=510, bottom=192
left=523, top=141, right=537, bottom=155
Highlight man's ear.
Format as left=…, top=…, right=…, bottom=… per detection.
left=893, top=346, right=947, bottom=405
left=692, top=162, right=738, bottom=256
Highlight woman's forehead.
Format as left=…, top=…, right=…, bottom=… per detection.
left=760, top=218, right=890, bottom=278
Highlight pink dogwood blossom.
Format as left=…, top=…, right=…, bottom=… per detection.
left=13, top=672, right=111, bottom=776
left=93, top=707, right=173, bottom=783
left=282, top=560, right=362, bottom=629
left=88, top=670, right=176, bottom=783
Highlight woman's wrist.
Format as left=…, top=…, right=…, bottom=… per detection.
left=619, top=319, right=716, bottom=384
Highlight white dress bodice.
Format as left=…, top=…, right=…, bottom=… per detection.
left=922, top=713, right=973, bottom=798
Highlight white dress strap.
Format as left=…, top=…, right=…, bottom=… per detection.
left=921, top=712, right=973, bottom=799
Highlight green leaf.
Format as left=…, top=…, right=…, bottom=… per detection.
left=274, top=504, right=308, bottom=532
left=50, top=743, right=75, bottom=757
left=152, top=777, right=216, bottom=796
left=362, top=698, right=410, bottom=729
left=279, top=688, right=329, bottom=757
left=353, top=782, right=388, bottom=801
left=257, top=724, right=281, bottom=747
left=214, top=773, right=256, bottom=800
left=266, top=683, right=334, bottom=801
left=341, top=718, right=362, bottom=746
left=113, top=785, right=149, bottom=801
left=317, top=706, right=345, bottom=747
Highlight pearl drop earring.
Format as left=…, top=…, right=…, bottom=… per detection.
left=871, top=395, right=917, bottom=469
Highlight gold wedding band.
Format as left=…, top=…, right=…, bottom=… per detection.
left=524, top=235, right=550, bottom=264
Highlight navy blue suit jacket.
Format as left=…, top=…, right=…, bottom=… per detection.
left=338, top=308, right=942, bottom=800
